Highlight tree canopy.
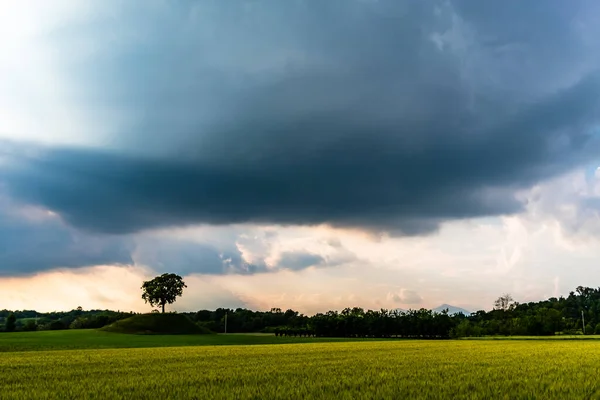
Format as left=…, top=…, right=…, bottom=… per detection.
left=141, top=273, right=187, bottom=313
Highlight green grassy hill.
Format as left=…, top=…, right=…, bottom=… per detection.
left=101, top=313, right=212, bottom=335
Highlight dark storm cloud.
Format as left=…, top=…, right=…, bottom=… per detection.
left=2, top=0, right=600, bottom=236
left=0, top=199, right=133, bottom=276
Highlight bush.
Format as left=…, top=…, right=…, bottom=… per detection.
left=585, top=323, right=594, bottom=335
left=70, top=315, right=116, bottom=329
left=450, top=320, right=477, bottom=338
left=22, top=320, right=38, bottom=332
left=48, top=320, right=68, bottom=330
left=102, top=313, right=213, bottom=335
left=197, top=320, right=219, bottom=333
left=5, top=314, right=16, bottom=332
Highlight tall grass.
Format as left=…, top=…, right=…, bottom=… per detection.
left=2, top=340, right=600, bottom=399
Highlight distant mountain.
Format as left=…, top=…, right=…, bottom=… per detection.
left=432, top=304, right=471, bottom=315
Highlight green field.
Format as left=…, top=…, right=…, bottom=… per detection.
left=0, top=330, right=360, bottom=352
left=3, top=331, right=600, bottom=399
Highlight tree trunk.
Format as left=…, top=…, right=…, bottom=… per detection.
left=162, top=302, right=165, bottom=313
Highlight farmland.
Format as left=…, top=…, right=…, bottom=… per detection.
left=0, top=329, right=365, bottom=353
left=3, top=333, right=600, bottom=399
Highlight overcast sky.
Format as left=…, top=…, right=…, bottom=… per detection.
left=1, top=0, right=600, bottom=314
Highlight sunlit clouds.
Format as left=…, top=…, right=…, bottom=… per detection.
left=1, top=1, right=600, bottom=313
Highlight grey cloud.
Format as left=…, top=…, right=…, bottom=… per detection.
left=132, top=238, right=255, bottom=276
left=0, top=189, right=358, bottom=275
left=132, top=235, right=344, bottom=275
left=2, top=0, right=600, bottom=237
left=523, top=170, right=600, bottom=238
left=0, top=199, right=133, bottom=276
left=275, top=249, right=355, bottom=271
left=277, top=252, right=325, bottom=271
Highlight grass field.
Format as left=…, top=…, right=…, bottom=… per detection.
left=3, top=331, right=600, bottom=399
left=465, top=335, right=600, bottom=340
left=3, top=338, right=600, bottom=399
left=0, top=329, right=363, bottom=352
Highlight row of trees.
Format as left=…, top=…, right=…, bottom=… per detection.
left=0, top=306, right=467, bottom=337
left=4, top=286, right=600, bottom=337
left=0, top=308, right=134, bottom=332
left=460, top=288, right=600, bottom=336
left=183, top=287, right=600, bottom=337
left=310, top=308, right=456, bottom=338
left=179, top=287, right=600, bottom=337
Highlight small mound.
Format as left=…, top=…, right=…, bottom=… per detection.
left=102, top=313, right=213, bottom=335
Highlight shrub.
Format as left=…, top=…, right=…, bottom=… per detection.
left=5, top=314, right=16, bottom=332
left=22, top=320, right=38, bottom=332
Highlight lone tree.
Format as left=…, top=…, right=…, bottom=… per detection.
left=141, top=273, right=187, bottom=313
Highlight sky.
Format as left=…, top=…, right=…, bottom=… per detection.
left=1, top=0, right=600, bottom=314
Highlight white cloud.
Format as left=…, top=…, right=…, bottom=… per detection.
left=387, top=289, right=423, bottom=306
left=1, top=1, right=600, bottom=314
left=0, top=265, right=148, bottom=312
left=0, top=1, right=121, bottom=147
left=0, top=211, right=599, bottom=313
left=1, top=167, right=600, bottom=313
left=521, top=168, right=600, bottom=240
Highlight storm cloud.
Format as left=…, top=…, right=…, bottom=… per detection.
left=2, top=0, right=600, bottom=237
left=0, top=198, right=133, bottom=276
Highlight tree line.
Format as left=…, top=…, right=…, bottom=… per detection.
left=457, top=287, right=600, bottom=336
left=0, top=308, right=134, bottom=332
left=3, top=286, right=600, bottom=337
left=184, top=287, right=600, bottom=337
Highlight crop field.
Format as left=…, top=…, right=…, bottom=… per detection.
left=3, top=336, right=600, bottom=399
